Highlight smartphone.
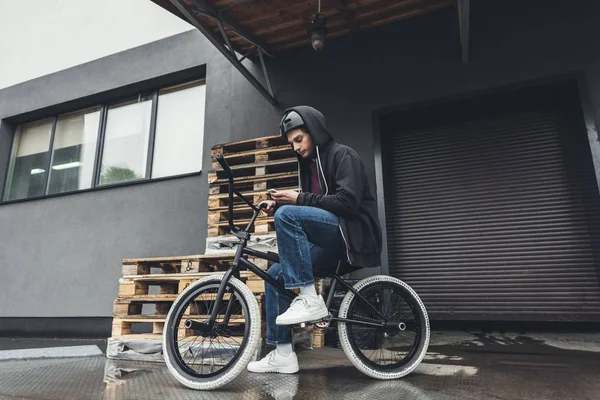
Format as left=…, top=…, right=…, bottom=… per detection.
left=266, top=189, right=278, bottom=194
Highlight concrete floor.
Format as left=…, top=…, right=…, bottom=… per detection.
left=0, top=331, right=598, bottom=400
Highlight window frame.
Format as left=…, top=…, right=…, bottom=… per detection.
left=1, top=79, right=205, bottom=204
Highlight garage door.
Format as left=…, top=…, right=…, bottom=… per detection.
left=380, top=82, right=600, bottom=321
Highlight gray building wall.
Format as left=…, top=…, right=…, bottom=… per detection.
left=1, top=0, right=600, bottom=334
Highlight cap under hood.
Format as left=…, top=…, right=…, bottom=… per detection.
left=282, top=106, right=334, bottom=149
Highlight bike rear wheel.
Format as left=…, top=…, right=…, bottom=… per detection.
left=163, top=276, right=261, bottom=390
left=338, top=275, right=430, bottom=379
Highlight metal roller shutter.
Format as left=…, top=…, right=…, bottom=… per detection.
left=381, top=83, right=600, bottom=321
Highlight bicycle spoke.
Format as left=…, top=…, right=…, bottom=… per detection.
left=188, top=335, right=205, bottom=372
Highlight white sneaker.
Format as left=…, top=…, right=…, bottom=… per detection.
left=276, top=294, right=329, bottom=326
left=247, top=350, right=299, bottom=374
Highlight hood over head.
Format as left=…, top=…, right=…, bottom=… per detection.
left=280, top=105, right=334, bottom=148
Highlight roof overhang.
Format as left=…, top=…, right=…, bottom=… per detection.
left=152, top=0, right=466, bottom=105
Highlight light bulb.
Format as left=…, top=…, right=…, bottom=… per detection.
left=308, top=15, right=327, bottom=52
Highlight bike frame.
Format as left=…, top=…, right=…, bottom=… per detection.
left=197, top=154, right=388, bottom=333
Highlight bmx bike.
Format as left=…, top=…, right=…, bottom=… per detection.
left=163, top=153, right=430, bottom=390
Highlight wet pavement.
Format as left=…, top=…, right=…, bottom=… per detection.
left=0, top=331, right=598, bottom=400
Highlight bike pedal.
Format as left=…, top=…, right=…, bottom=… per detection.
left=293, top=316, right=330, bottom=328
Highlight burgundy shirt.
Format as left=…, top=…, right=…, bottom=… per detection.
left=309, top=160, right=322, bottom=195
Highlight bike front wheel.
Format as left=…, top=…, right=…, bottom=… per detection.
left=338, top=275, right=430, bottom=379
left=163, top=276, right=261, bottom=390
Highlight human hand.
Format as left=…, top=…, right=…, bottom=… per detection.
left=270, top=190, right=299, bottom=205
left=259, top=200, right=277, bottom=215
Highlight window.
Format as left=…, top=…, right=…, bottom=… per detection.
left=100, top=96, right=152, bottom=185
left=152, top=81, right=205, bottom=178
left=2, top=79, right=205, bottom=202
left=3, top=119, right=53, bottom=201
left=48, top=107, right=101, bottom=194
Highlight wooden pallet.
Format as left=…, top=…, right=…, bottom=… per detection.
left=112, top=296, right=264, bottom=338
left=210, top=147, right=295, bottom=172
left=121, top=253, right=270, bottom=275
left=117, top=270, right=260, bottom=300
left=209, top=158, right=298, bottom=183
left=208, top=218, right=276, bottom=238
left=207, top=185, right=297, bottom=210
left=211, top=134, right=288, bottom=156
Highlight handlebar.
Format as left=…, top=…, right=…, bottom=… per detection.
left=214, top=153, right=263, bottom=236
left=215, top=153, right=234, bottom=179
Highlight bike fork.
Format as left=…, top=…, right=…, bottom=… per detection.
left=207, top=241, right=245, bottom=328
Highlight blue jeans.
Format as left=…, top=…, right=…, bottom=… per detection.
left=265, top=205, right=346, bottom=345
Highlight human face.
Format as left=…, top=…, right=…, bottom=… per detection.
left=286, top=128, right=314, bottom=159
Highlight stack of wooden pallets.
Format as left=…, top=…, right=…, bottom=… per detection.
left=207, top=134, right=297, bottom=239
left=108, top=134, right=329, bottom=361
left=111, top=254, right=266, bottom=341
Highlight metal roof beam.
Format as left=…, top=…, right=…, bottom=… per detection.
left=168, top=0, right=277, bottom=105
left=188, top=0, right=273, bottom=57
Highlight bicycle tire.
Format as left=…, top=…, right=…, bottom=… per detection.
left=163, top=276, right=261, bottom=390
left=338, top=275, right=430, bottom=379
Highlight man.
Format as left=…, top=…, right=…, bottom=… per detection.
left=247, top=106, right=382, bottom=374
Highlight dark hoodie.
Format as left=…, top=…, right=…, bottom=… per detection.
left=284, top=106, right=382, bottom=269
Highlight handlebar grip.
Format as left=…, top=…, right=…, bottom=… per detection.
left=215, top=153, right=234, bottom=178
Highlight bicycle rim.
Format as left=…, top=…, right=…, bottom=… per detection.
left=345, top=281, right=424, bottom=371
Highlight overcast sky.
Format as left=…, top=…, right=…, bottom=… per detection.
left=0, top=0, right=193, bottom=89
